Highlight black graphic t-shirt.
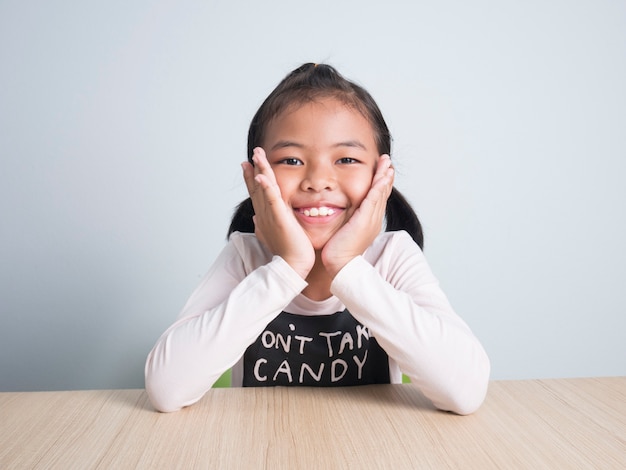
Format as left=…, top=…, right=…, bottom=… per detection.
left=243, top=309, right=390, bottom=387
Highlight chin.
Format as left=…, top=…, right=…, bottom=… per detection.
left=302, top=225, right=342, bottom=251
left=310, top=240, right=331, bottom=252
left=307, top=234, right=334, bottom=251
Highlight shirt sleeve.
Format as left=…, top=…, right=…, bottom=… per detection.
left=145, top=234, right=307, bottom=412
left=330, top=231, right=490, bottom=415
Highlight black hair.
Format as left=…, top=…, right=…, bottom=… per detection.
left=227, top=63, right=424, bottom=249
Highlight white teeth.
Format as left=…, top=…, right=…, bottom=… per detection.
left=302, top=207, right=335, bottom=217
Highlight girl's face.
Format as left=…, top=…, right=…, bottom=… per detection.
left=262, top=98, right=380, bottom=250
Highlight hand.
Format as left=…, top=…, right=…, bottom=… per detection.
left=321, top=155, right=394, bottom=277
left=242, top=147, right=315, bottom=279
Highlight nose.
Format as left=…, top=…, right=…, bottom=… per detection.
left=300, top=161, right=336, bottom=192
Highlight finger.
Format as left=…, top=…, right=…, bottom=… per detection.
left=254, top=173, right=284, bottom=207
left=368, top=157, right=394, bottom=201
left=243, top=161, right=281, bottom=220
left=369, top=163, right=393, bottom=206
left=244, top=154, right=282, bottom=205
left=372, top=154, right=392, bottom=186
left=251, top=147, right=278, bottom=186
left=242, top=161, right=258, bottom=196
left=250, top=147, right=285, bottom=207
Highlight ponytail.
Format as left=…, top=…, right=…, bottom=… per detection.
left=385, top=188, right=423, bottom=249
left=227, top=198, right=254, bottom=238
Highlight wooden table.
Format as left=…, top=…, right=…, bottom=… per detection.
left=1, top=378, right=625, bottom=469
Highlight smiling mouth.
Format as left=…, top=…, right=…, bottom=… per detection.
left=299, top=206, right=336, bottom=217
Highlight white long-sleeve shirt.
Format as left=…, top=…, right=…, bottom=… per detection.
left=145, top=231, right=490, bottom=414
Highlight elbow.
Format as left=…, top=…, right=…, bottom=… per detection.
left=147, top=393, right=182, bottom=413
left=144, top=361, right=208, bottom=413
left=145, top=376, right=204, bottom=413
left=442, top=387, right=488, bottom=415
left=441, top=355, right=491, bottom=415
left=436, top=383, right=489, bottom=416
left=145, top=373, right=184, bottom=413
left=145, top=356, right=187, bottom=413
left=147, top=392, right=184, bottom=413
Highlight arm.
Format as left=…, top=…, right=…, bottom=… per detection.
left=145, top=235, right=307, bottom=412
left=330, top=232, right=490, bottom=415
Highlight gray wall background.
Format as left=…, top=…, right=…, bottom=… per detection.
left=1, top=0, right=624, bottom=392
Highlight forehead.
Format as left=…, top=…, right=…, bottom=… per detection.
left=263, top=98, right=377, bottom=148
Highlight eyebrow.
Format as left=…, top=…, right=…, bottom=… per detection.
left=270, top=140, right=304, bottom=151
left=334, top=140, right=367, bottom=150
left=269, top=140, right=368, bottom=151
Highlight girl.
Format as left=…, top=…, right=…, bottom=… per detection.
left=145, top=63, right=490, bottom=414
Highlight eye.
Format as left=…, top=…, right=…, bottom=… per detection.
left=337, top=157, right=360, bottom=164
left=277, top=157, right=303, bottom=166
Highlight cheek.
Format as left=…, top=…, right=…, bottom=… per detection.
left=273, top=172, right=297, bottom=201
left=345, top=172, right=373, bottom=206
